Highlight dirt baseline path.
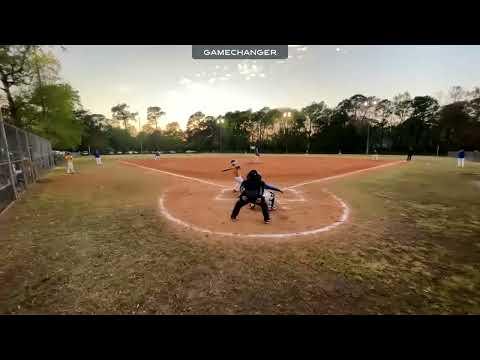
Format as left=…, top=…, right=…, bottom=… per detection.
left=121, top=156, right=403, bottom=238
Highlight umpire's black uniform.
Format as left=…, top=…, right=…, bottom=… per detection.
left=231, top=170, right=270, bottom=223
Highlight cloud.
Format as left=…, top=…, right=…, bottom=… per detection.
left=297, top=55, right=304, bottom=60
left=195, top=73, right=201, bottom=77
left=237, top=63, right=263, bottom=78
left=276, top=60, right=286, bottom=64
left=296, top=46, right=308, bottom=52
left=208, top=78, right=217, bottom=84
left=219, top=76, right=229, bottom=81
left=259, top=73, right=266, bottom=78
left=179, top=77, right=193, bottom=86
left=215, top=65, right=221, bottom=69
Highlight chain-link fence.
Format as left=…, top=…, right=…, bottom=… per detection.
left=0, top=119, right=54, bottom=213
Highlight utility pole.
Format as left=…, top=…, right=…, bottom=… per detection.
left=363, top=99, right=377, bottom=155
left=139, top=117, right=143, bottom=153
left=366, top=125, right=370, bottom=155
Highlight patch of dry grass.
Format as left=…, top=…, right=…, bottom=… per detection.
left=0, top=155, right=479, bottom=314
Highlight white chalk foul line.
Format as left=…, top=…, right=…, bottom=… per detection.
left=120, top=160, right=227, bottom=188
left=159, top=189, right=350, bottom=239
left=286, top=160, right=405, bottom=190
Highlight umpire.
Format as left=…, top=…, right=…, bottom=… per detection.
left=231, top=170, right=281, bottom=224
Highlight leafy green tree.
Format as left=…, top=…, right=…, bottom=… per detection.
left=22, top=83, right=83, bottom=149
left=111, top=103, right=138, bottom=131
left=163, top=122, right=185, bottom=151
left=0, top=45, right=39, bottom=126
left=436, top=100, right=480, bottom=151
left=77, top=111, right=110, bottom=152
left=302, top=101, right=330, bottom=152
left=146, top=106, right=165, bottom=129
left=393, top=92, right=413, bottom=123
left=137, top=131, right=149, bottom=153
left=402, top=96, right=439, bottom=151
left=223, top=110, right=253, bottom=152
left=106, top=126, right=136, bottom=152
left=186, top=112, right=219, bottom=151
left=145, top=130, right=163, bottom=151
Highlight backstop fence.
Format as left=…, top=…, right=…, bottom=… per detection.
left=0, top=118, right=54, bottom=213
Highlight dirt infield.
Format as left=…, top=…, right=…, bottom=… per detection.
left=122, top=156, right=402, bottom=238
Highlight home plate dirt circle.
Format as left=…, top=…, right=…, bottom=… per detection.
left=158, top=183, right=349, bottom=238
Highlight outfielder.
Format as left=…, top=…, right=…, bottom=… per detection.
left=457, top=149, right=465, bottom=168
left=64, top=152, right=75, bottom=174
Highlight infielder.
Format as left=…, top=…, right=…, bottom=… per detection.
left=254, top=146, right=261, bottom=163
left=94, top=149, right=102, bottom=165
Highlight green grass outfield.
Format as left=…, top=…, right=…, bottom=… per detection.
left=0, top=154, right=479, bottom=314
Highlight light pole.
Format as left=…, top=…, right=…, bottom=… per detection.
left=363, top=100, right=377, bottom=155
left=138, top=117, right=143, bottom=153
left=283, top=111, right=291, bottom=153
left=217, top=118, right=224, bottom=153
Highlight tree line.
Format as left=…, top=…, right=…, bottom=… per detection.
left=2, top=46, right=479, bottom=155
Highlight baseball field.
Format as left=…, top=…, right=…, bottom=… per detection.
left=1, top=153, right=479, bottom=314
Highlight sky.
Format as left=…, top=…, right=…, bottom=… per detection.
left=53, top=45, right=480, bottom=130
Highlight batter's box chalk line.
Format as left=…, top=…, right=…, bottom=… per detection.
left=159, top=188, right=350, bottom=239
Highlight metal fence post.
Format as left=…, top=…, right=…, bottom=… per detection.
left=24, top=129, right=35, bottom=182
left=14, top=127, right=28, bottom=189
left=0, top=116, right=18, bottom=200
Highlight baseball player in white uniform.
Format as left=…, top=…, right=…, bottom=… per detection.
left=222, top=160, right=243, bottom=192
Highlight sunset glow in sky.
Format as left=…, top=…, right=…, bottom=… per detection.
left=54, top=45, right=480, bottom=129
